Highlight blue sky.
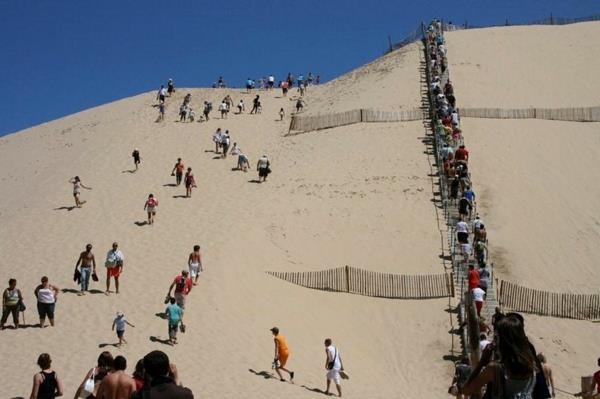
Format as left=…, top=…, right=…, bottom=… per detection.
left=1, top=0, right=598, bottom=136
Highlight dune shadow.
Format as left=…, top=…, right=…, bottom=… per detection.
left=53, top=206, right=76, bottom=211
left=150, top=336, right=172, bottom=345
left=134, top=221, right=148, bottom=226
left=155, top=312, right=167, bottom=320
left=99, top=342, right=119, bottom=348
left=248, top=179, right=261, bottom=184
left=163, top=183, right=177, bottom=187
left=121, top=170, right=136, bottom=174
left=172, top=195, right=188, bottom=199
left=248, top=369, right=274, bottom=379
left=300, top=385, right=330, bottom=395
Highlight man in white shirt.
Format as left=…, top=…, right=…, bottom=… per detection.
left=472, top=285, right=486, bottom=317
left=105, top=242, right=125, bottom=294
left=324, top=338, right=344, bottom=397
left=268, top=75, right=275, bottom=90
left=456, top=220, right=469, bottom=244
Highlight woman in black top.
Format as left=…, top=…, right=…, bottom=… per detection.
left=30, top=353, right=64, bottom=399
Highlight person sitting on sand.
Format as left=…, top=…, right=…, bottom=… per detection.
left=237, top=99, right=245, bottom=114
left=184, top=168, right=196, bottom=198
left=188, top=245, right=202, bottom=285
left=112, top=311, right=135, bottom=347
left=69, top=176, right=92, bottom=208
left=75, top=243, right=97, bottom=295
left=74, top=351, right=114, bottom=399
left=131, top=351, right=193, bottom=398
left=271, top=327, right=294, bottom=382
left=257, top=155, right=271, bottom=183
left=144, top=194, right=158, bottom=225
left=30, top=353, right=64, bottom=399
left=1, top=278, right=23, bottom=330
left=105, top=242, right=124, bottom=294
left=96, top=355, right=137, bottom=399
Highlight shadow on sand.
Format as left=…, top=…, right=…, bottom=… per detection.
left=62, top=288, right=104, bottom=295
left=248, top=369, right=274, bottom=379
left=150, top=336, right=172, bottom=345
left=134, top=221, right=148, bottom=227
left=53, top=206, right=77, bottom=211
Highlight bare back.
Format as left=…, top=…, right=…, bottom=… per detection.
left=97, top=371, right=136, bottom=399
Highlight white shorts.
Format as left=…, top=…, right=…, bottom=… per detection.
left=327, top=369, right=340, bottom=384
left=189, top=262, right=200, bottom=278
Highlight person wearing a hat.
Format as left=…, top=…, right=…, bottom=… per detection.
left=168, top=270, right=193, bottom=309
left=270, top=327, right=294, bottom=382
left=132, top=148, right=141, bottom=171
left=112, top=311, right=135, bottom=347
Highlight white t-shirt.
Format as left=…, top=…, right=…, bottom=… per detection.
left=268, top=76, right=274, bottom=82
left=257, top=157, right=269, bottom=169
left=456, top=221, right=468, bottom=234
left=114, top=316, right=127, bottom=331
left=105, top=249, right=124, bottom=267
left=326, top=345, right=341, bottom=371
left=159, top=88, right=167, bottom=96
left=479, top=339, right=490, bottom=352
left=473, top=218, right=484, bottom=230
left=472, top=287, right=485, bottom=302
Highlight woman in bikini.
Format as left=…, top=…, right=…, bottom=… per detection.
left=69, top=176, right=91, bottom=208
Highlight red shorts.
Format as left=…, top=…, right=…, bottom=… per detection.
left=107, top=267, right=121, bottom=278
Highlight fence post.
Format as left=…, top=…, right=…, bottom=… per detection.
left=450, top=272, right=455, bottom=296
left=345, top=265, right=350, bottom=293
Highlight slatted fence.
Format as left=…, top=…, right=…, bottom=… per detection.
left=459, top=106, right=600, bottom=122
left=287, top=108, right=423, bottom=135
left=267, top=266, right=454, bottom=299
left=499, top=280, right=600, bottom=320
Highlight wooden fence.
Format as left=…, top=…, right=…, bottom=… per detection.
left=287, top=108, right=423, bottom=135
left=499, top=280, right=600, bottom=320
left=460, top=106, right=600, bottom=122
left=267, top=266, right=454, bottom=299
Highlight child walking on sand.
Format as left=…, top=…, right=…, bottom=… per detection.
left=112, top=312, right=135, bottom=347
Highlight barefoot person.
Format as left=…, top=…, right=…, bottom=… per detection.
left=95, top=355, right=137, bottom=399
left=112, top=312, right=135, bottom=347
left=75, top=244, right=97, bottom=295
left=188, top=245, right=202, bottom=285
left=1, top=278, right=23, bottom=330
left=105, top=242, right=124, bottom=294
left=168, top=271, right=192, bottom=310
left=144, top=194, right=158, bottom=225
left=74, top=351, right=114, bottom=399
left=69, top=176, right=91, bottom=208
left=324, top=338, right=344, bottom=397
left=257, top=155, right=271, bottom=183
left=34, top=276, right=59, bottom=328
left=131, top=149, right=141, bottom=171
left=171, top=158, right=185, bottom=186
left=270, top=327, right=294, bottom=382
left=29, top=353, right=64, bottom=399
left=184, top=168, right=196, bottom=198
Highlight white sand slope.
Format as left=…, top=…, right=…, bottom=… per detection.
left=0, top=48, right=455, bottom=398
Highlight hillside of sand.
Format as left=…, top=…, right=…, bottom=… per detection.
left=0, top=40, right=456, bottom=398
left=447, top=21, right=600, bottom=393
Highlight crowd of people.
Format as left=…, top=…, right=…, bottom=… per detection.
left=424, top=19, right=599, bottom=399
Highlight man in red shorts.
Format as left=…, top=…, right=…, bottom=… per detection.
left=105, top=242, right=124, bottom=295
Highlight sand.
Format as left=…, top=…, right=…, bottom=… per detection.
left=446, top=21, right=600, bottom=397
left=1, top=20, right=599, bottom=399
left=0, top=50, right=455, bottom=397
